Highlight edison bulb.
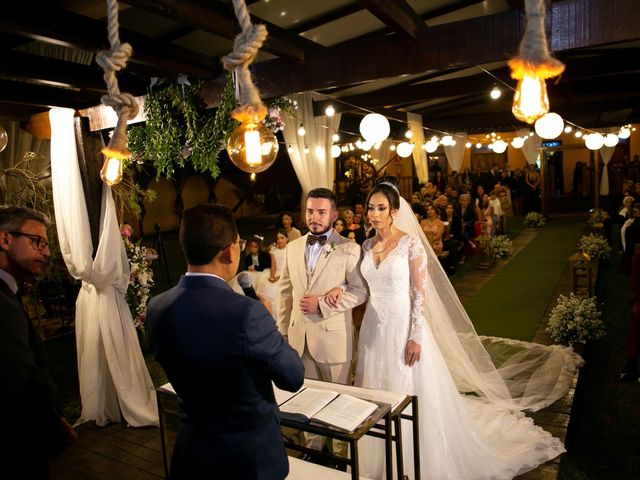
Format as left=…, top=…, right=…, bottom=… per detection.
left=100, top=156, right=123, bottom=186
left=512, top=73, right=549, bottom=124
left=227, top=121, right=279, bottom=173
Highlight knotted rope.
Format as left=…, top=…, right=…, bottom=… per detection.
left=96, top=0, right=139, bottom=157
left=509, top=0, right=564, bottom=80
left=221, top=0, right=268, bottom=122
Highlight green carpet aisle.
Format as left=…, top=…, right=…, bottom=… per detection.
left=463, top=217, right=587, bottom=340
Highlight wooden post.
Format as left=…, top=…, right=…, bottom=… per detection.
left=539, top=147, right=549, bottom=218
left=74, top=115, right=105, bottom=255
left=593, top=150, right=600, bottom=209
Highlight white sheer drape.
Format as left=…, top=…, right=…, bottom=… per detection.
left=49, top=108, right=158, bottom=427
left=374, top=140, right=393, bottom=173
left=444, top=133, right=467, bottom=172
left=600, top=131, right=616, bottom=195
left=282, top=92, right=340, bottom=196
left=407, top=113, right=428, bottom=184
left=519, top=129, right=542, bottom=165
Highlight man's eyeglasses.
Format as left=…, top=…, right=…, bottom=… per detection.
left=8, top=231, right=50, bottom=251
left=232, top=238, right=247, bottom=250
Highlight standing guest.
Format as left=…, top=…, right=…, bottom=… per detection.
left=510, top=168, right=526, bottom=216
left=525, top=165, right=541, bottom=213
left=259, top=229, right=290, bottom=317
left=275, top=211, right=302, bottom=242
left=483, top=163, right=501, bottom=191
left=433, top=170, right=446, bottom=194
left=245, top=236, right=271, bottom=272
left=620, top=244, right=640, bottom=382
left=0, top=206, right=76, bottom=479
left=353, top=201, right=365, bottom=218
left=147, top=204, right=304, bottom=480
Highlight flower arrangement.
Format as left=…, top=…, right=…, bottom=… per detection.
left=523, top=212, right=546, bottom=227
left=122, top=228, right=154, bottom=330
left=578, top=233, right=611, bottom=261
left=490, top=235, right=513, bottom=258
left=263, top=97, right=297, bottom=133
left=546, top=293, right=605, bottom=346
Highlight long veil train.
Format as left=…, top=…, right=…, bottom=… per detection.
left=393, top=196, right=583, bottom=412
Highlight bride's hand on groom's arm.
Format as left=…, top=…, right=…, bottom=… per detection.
left=324, top=287, right=344, bottom=308
left=404, top=340, right=421, bottom=367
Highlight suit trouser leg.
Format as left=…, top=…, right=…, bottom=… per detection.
left=301, top=342, right=350, bottom=457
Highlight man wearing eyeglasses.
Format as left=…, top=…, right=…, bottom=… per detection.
left=147, top=204, right=304, bottom=479
left=0, top=206, right=76, bottom=478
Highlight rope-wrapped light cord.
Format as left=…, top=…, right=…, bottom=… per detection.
left=96, top=0, right=139, bottom=158
left=221, top=0, right=268, bottom=123
left=509, top=0, right=564, bottom=80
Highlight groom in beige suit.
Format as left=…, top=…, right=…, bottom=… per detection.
left=277, top=188, right=368, bottom=385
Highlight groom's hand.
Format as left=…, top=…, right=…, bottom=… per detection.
left=299, top=295, right=320, bottom=315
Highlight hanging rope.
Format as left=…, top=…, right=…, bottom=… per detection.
left=221, top=0, right=268, bottom=122
left=509, top=0, right=565, bottom=80
left=96, top=0, right=139, bottom=157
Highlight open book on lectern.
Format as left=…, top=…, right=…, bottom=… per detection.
left=273, top=385, right=378, bottom=433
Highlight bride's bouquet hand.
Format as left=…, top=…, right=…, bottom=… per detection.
left=404, top=340, right=421, bottom=366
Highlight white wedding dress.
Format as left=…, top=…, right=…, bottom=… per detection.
left=356, top=234, right=567, bottom=480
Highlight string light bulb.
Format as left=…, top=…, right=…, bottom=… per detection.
left=325, top=105, right=335, bottom=117
left=396, top=142, right=413, bottom=158
left=297, top=123, right=306, bottom=136
left=490, top=86, right=502, bottom=100
left=618, top=127, right=631, bottom=139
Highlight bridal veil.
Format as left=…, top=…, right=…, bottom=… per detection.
left=393, top=195, right=583, bottom=412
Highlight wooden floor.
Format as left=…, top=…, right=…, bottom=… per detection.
left=50, top=226, right=581, bottom=480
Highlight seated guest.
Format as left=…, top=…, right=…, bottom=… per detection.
left=411, top=202, right=427, bottom=223
left=147, top=204, right=304, bottom=480
left=342, top=209, right=360, bottom=231
left=245, top=236, right=271, bottom=272
left=442, top=202, right=464, bottom=263
left=420, top=204, right=445, bottom=247
left=333, top=217, right=346, bottom=236
left=276, top=211, right=301, bottom=242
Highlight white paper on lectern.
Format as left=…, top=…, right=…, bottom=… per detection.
left=312, top=394, right=378, bottom=433
left=279, top=388, right=339, bottom=419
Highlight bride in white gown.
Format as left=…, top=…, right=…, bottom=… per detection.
left=352, top=180, right=583, bottom=480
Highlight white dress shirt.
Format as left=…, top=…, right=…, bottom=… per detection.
left=306, top=229, right=333, bottom=271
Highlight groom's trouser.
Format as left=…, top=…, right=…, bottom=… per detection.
left=301, top=342, right=350, bottom=457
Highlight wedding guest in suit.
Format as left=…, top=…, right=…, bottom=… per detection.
left=0, top=206, right=76, bottom=479
left=147, top=204, right=304, bottom=480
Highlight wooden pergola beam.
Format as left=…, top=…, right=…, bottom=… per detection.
left=201, top=0, right=640, bottom=101
left=0, top=5, right=216, bottom=79
left=125, top=0, right=320, bottom=61
left=357, top=0, right=426, bottom=40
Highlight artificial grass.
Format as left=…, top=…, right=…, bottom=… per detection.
left=463, top=217, right=588, bottom=340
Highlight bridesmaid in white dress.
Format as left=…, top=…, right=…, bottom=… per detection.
left=328, top=180, right=582, bottom=480
left=258, top=229, right=289, bottom=313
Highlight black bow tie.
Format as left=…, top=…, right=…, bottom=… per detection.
left=307, top=234, right=327, bottom=246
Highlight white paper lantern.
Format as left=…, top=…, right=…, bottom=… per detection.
left=618, top=127, right=631, bottom=139
left=396, top=142, right=413, bottom=158
left=491, top=140, right=508, bottom=154
left=331, top=144, right=341, bottom=158
left=425, top=140, right=438, bottom=153
left=511, top=137, right=525, bottom=149
left=603, top=133, right=619, bottom=148
left=359, top=113, right=390, bottom=144
left=441, top=135, right=453, bottom=146
left=584, top=133, right=604, bottom=150
left=534, top=112, right=564, bottom=139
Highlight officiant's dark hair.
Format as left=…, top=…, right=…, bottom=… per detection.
left=180, top=204, right=238, bottom=265
left=367, top=178, right=400, bottom=211
left=307, top=188, right=337, bottom=210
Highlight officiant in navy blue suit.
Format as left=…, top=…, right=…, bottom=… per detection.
left=147, top=204, right=304, bottom=480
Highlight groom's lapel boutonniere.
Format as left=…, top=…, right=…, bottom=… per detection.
left=323, top=241, right=336, bottom=258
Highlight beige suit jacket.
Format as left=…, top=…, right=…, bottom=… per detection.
left=276, top=231, right=368, bottom=364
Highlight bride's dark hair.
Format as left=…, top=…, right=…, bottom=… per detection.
left=367, top=176, right=400, bottom=210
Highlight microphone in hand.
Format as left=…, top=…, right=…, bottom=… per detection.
left=237, top=271, right=258, bottom=300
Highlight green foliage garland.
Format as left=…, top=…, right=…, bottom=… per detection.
left=127, top=74, right=295, bottom=179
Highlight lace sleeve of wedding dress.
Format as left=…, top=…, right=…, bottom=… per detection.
left=408, top=236, right=428, bottom=345
left=393, top=196, right=584, bottom=412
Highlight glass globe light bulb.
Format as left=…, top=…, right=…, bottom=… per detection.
left=227, top=121, right=279, bottom=173
left=534, top=112, right=564, bottom=139
left=512, top=73, right=549, bottom=124
left=396, top=142, right=413, bottom=158
left=618, top=127, right=631, bottom=139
